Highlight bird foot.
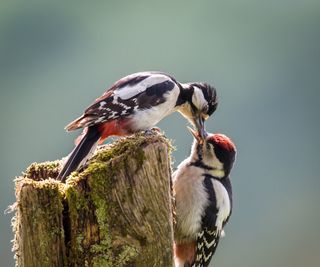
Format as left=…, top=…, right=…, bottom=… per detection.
left=143, top=127, right=161, bottom=136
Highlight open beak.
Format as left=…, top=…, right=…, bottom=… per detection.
left=187, top=125, right=208, bottom=145
left=187, top=126, right=202, bottom=143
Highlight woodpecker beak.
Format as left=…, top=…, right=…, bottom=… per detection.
left=193, top=114, right=207, bottom=141
left=187, top=126, right=206, bottom=144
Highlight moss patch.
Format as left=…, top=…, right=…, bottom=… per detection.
left=24, top=160, right=61, bottom=180
left=14, top=130, right=173, bottom=267
left=13, top=178, right=66, bottom=267
left=63, top=131, right=170, bottom=266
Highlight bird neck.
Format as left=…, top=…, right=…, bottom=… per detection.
left=176, top=83, right=194, bottom=106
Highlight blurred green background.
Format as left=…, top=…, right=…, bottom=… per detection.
left=1, top=1, right=319, bottom=266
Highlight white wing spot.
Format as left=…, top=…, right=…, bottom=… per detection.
left=94, top=117, right=104, bottom=123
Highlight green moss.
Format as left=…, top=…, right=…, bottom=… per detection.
left=24, top=160, right=61, bottom=180
left=90, top=239, right=112, bottom=267
left=116, top=245, right=138, bottom=266
left=90, top=242, right=138, bottom=267
left=18, top=131, right=172, bottom=266
left=64, top=160, right=114, bottom=265
left=65, top=183, right=88, bottom=212
left=79, top=133, right=161, bottom=266
left=76, top=234, right=84, bottom=253
left=94, top=130, right=169, bottom=164
left=87, top=163, right=114, bottom=266
left=92, top=256, right=110, bottom=267
left=14, top=178, right=66, bottom=266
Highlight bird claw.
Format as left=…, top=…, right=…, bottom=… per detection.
left=143, top=127, right=161, bottom=136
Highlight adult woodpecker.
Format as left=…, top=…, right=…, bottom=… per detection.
left=57, top=71, right=218, bottom=182
left=173, top=129, right=236, bottom=267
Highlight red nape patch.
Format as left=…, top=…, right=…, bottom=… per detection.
left=209, top=133, right=236, bottom=151
left=174, top=242, right=196, bottom=265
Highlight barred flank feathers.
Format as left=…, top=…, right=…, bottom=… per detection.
left=194, top=228, right=220, bottom=267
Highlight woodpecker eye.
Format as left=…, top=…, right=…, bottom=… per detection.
left=201, top=104, right=208, bottom=114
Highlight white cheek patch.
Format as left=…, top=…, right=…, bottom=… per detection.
left=192, top=87, right=207, bottom=111
left=202, top=149, right=224, bottom=178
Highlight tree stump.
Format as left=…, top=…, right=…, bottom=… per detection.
left=12, top=131, right=174, bottom=267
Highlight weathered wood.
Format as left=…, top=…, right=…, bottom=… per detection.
left=13, top=178, right=66, bottom=267
left=12, top=131, right=174, bottom=267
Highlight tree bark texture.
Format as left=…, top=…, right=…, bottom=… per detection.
left=12, top=131, right=174, bottom=267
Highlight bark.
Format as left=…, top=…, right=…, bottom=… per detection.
left=12, top=131, right=174, bottom=267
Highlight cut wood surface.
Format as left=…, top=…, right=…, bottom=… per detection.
left=12, top=131, right=174, bottom=267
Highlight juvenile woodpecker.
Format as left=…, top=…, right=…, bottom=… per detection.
left=57, top=71, right=218, bottom=182
left=173, top=129, right=236, bottom=267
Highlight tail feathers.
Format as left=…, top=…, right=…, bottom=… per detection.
left=57, top=126, right=101, bottom=182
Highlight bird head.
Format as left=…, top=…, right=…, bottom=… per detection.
left=188, top=128, right=236, bottom=178
left=178, top=83, right=218, bottom=140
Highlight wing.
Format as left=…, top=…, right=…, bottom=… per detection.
left=65, top=72, right=177, bottom=131
left=194, top=176, right=220, bottom=267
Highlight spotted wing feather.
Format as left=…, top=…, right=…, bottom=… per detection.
left=65, top=72, right=177, bottom=131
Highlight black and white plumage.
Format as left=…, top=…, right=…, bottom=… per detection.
left=173, top=129, right=236, bottom=267
left=57, top=71, right=218, bottom=182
